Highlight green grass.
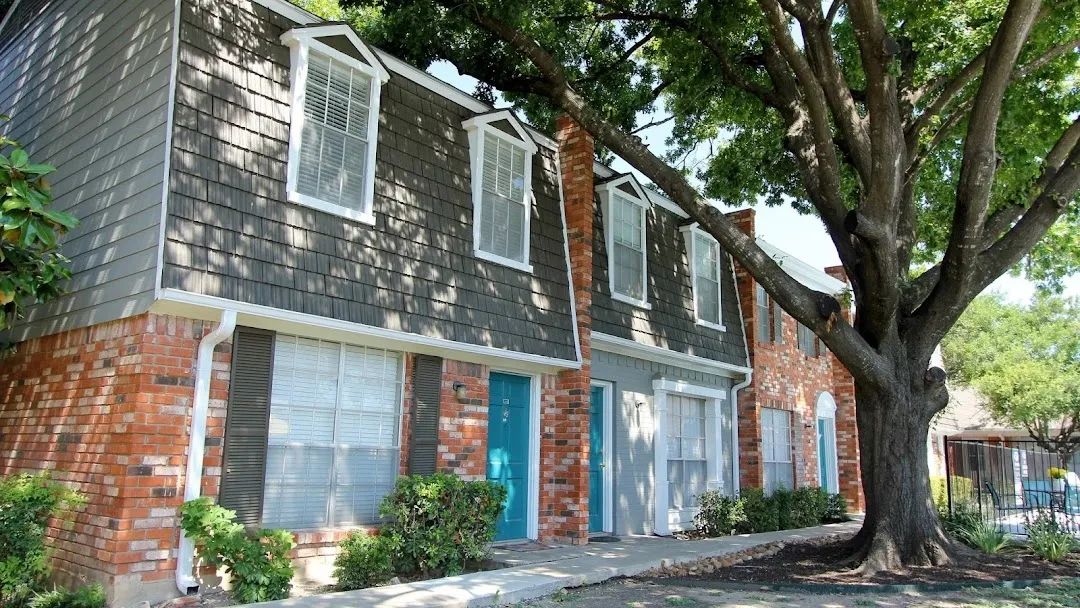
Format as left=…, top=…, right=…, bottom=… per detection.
left=663, top=596, right=697, bottom=606
left=942, top=580, right=1080, bottom=608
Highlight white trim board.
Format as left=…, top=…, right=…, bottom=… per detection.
left=154, top=0, right=183, bottom=300
left=153, top=289, right=581, bottom=373
left=592, top=332, right=752, bottom=378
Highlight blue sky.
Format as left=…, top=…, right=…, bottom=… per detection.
left=427, top=62, right=1080, bottom=305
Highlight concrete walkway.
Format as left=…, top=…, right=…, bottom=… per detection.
left=259, top=519, right=862, bottom=608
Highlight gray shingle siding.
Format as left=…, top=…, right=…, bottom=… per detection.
left=162, top=0, right=577, bottom=361
left=0, top=0, right=173, bottom=340
left=592, top=195, right=748, bottom=367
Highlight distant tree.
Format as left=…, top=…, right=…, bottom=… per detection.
left=0, top=126, right=78, bottom=335
left=942, top=295, right=1080, bottom=467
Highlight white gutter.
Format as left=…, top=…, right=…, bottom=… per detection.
left=729, top=372, right=752, bottom=495
left=176, top=309, right=237, bottom=595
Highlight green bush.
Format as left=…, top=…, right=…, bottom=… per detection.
left=789, top=487, right=829, bottom=529
left=941, top=501, right=982, bottom=539
left=823, top=493, right=848, bottom=522
left=959, top=520, right=1010, bottom=554
left=772, top=488, right=793, bottom=530
left=930, top=476, right=975, bottom=513
left=179, top=498, right=295, bottom=604
left=738, top=488, right=779, bottom=533
left=0, top=474, right=85, bottom=607
left=28, top=585, right=104, bottom=608
left=333, top=531, right=395, bottom=591
left=374, top=474, right=506, bottom=578
left=1026, top=511, right=1078, bottom=562
left=693, top=490, right=747, bottom=537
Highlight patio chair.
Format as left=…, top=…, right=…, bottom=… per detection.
left=1021, top=479, right=1052, bottom=508
left=984, top=481, right=1027, bottom=513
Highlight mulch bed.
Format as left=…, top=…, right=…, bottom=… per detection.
left=679, top=534, right=1079, bottom=586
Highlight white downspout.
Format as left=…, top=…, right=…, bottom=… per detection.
left=730, top=372, right=752, bottom=495
left=176, top=310, right=237, bottom=595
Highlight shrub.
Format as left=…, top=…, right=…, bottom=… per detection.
left=1026, top=511, right=1078, bottom=562
left=959, top=520, right=1010, bottom=554
left=738, top=488, right=778, bottom=533
left=772, top=488, right=793, bottom=530
left=179, top=498, right=295, bottom=604
left=823, top=493, right=848, bottom=522
left=28, top=585, right=104, bottom=608
left=789, top=487, right=829, bottom=529
left=0, top=474, right=85, bottom=607
left=941, top=501, right=982, bottom=539
left=930, top=476, right=975, bottom=513
left=333, top=531, right=395, bottom=591
left=378, top=474, right=506, bottom=578
left=693, top=490, right=747, bottom=537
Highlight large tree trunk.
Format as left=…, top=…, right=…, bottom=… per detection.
left=849, top=370, right=955, bottom=573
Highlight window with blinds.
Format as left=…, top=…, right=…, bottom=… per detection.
left=756, top=284, right=771, bottom=344
left=262, top=335, right=402, bottom=529
left=611, top=194, right=646, bottom=301
left=797, top=323, right=817, bottom=356
left=761, top=407, right=794, bottom=495
left=693, top=232, right=722, bottom=326
left=478, top=133, right=528, bottom=263
left=667, top=395, right=708, bottom=510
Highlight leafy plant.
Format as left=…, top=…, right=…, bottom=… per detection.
left=179, top=498, right=295, bottom=604
left=738, top=488, right=779, bottom=534
left=693, top=490, right=746, bottom=537
left=333, top=531, right=396, bottom=590
left=1048, top=467, right=1067, bottom=480
left=789, top=487, right=829, bottom=529
left=772, top=488, right=793, bottom=531
left=823, top=493, right=849, bottom=523
left=377, top=474, right=506, bottom=578
left=0, top=474, right=85, bottom=607
left=930, top=476, right=976, bottom=514
left=0, top=124, right=78, bottom=334
left=1026, top=511, right=1078, bottom=562
left=959, top=520, right=1010, bottom=554
left=941, top=501, right=983, bottom=540
left=28, top=585, right=104, bottom=608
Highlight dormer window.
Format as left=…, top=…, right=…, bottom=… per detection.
left=281, top=26, right=389, bottom=225
left=681, top=225, right=725, bottom=331
left=598, top=174, right=651, bottom=309
left=463, top=111, right=538, bottom=273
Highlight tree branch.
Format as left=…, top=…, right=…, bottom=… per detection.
left=573, top=30, right=656, bottom=86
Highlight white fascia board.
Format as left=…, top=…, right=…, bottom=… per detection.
left=593, top=332, right=752, bottom=378
left=153, top=289, right=581, bottom=373
left=462, top=110, right=539, bottom=152
left=594, top=162, right=689, bottom=219
left=757, top=238, right=847, bottom=295
left=280, top=25, right=390, bottom=82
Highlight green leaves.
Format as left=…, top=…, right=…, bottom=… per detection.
left=0, top=127, right=77, bottom=334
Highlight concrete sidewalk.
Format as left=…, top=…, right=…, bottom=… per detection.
left=259, top=519, right=862, bottom=608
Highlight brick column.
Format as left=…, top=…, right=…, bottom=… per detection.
left=540, top=116, right=595, bottom=544
left=725, top=209, right=763, bottom=491
left=824, top=265, right=864, bottom=512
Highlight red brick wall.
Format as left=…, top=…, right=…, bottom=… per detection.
left=436, top=360, right=490, bottom=481
left=0, top=314, right=231, bottom=604
left=727, top=210, right=863, bottom=510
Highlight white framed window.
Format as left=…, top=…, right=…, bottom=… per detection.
left=598, top=175, right=651, bottom=309
left=761, top=407, right=794, bottom=495
left=816, top=392, right=839, bottom=494
left=667, top=394, right=709, bottom=510
left=681, top=225, right=725, bottom=330
left=463, top=111, right=537, bottom=273
left=756, top=284, right=772, bottom=343
left=797, top=322, right=817, bottom=356
left=262, top=335, right=404, bottom=529
left=281, top=26, right=389, bottom=225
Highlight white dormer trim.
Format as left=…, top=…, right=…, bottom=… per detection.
left=281, top=27, right=389, bottom=225
left=680, top=223, right=726, bottom=332
left=597, top=174, right=651, bottom=310
left=463, top=111, right=537, bottom=273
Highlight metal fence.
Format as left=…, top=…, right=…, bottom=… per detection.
left=945, top=438, right=1080, bottom=536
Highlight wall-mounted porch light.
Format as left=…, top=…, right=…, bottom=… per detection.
left=452, top=381, right=467, bottom=400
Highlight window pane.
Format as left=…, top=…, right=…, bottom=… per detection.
left=478, top=134, right=528, bottom=261
left=696, top=277, right=720, bottom=324
left=611, top=195, right=645, bottom=300
left=757, top=284, right=771, bottom=343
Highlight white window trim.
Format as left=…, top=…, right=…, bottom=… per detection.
left=652, top=378, right=727, bottom=535
left=761, top=407, right=794, bottom=495
left=598, top=175, right=651, bottom=310
left=816, top=392, right=840, bottom=495
left=680, top=224, right=726, bottom=331
left=281, top=27, right=389, bottom=226
left=463, top=110, right=538, bottom=273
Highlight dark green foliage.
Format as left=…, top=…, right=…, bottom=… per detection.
left=789, top=487, right=829, bottom=529
left=28, top=585, right=104, bottom=608
left=738, top=488, right=779, bottom=534
left=823, top=492, right=849, bottom=523
left=179, top=498, right=295, bottom=604
left=772, top=488, right=793, bottom=531
left=940, top=501, right=983, bottom=540
left=1026, top=510, right=1078, bottom=562
left=333, top=532, right=395, bottom=591
left=0, top=474, right=85, bottom=607
left=333, top=474, right=507, bottom=589
left=692, top=490, right=747, bottom=537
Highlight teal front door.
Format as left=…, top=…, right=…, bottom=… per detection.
left=817, top=418, right=832, bottom=492
left=487, top=373, right=531, bottom=541
left=589, top=385, right=606, bottom=532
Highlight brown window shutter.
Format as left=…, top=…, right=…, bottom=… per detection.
left=773, top=300, right=784, bottom=344
left=409, top=355, right=443, bottom=475
left=219, top=327, right=276, bottom=529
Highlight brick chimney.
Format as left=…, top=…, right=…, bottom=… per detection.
left=542, top=116, right=595, bottom=544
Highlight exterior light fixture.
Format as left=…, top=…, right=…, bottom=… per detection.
left=452, top=381, right=467, bottom=400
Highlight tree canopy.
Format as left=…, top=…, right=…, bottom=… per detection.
left=942, top=294, right=1080, bottom=460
